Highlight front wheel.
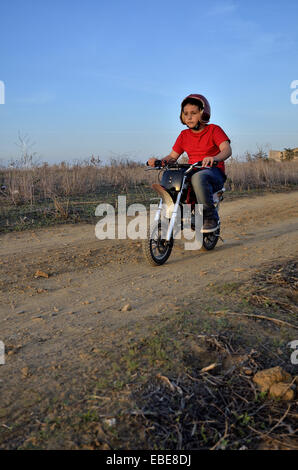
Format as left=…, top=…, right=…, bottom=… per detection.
left=142, top=221, right=174, bottom=266
left=202, top=228, right=220, bottom=251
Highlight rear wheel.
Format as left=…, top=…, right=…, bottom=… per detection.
left=202, top=228, right=220, bottom=251
left=142, top=221, right=174, bottom=266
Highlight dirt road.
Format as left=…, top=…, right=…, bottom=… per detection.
left=0, top=190, right=297, bottom=448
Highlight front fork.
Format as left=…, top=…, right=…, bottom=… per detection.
left=154, top=176, right=187, bottom=242
left=165, top=186, right=184, bottom=241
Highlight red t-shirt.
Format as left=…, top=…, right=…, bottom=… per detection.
left=172, top=124, right=230, bottom=173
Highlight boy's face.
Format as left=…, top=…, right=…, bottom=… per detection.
left=182, top=104, right=202, bottom=128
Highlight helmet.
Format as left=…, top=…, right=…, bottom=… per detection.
left=180, top=94, right=211, bottom=125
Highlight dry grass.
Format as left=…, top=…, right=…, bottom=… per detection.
left=1, top=157, right=297, bottom=232
left=0, top=158, right=158, bottom=206
left=225, top=158, right=298, bottom=191
left=0, top=157, right=297, bottom=207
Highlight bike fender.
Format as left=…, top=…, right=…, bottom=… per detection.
left=151, top=183, right=175, bottom=218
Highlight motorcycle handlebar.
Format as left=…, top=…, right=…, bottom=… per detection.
left=146, top=160, right=218, bottom=169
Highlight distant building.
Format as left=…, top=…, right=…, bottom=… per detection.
left=269, top=148, right=298, bottom=161
left=269, top=150, right=283, bottom=161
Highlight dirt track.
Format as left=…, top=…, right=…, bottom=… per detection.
left=0, top=190, right=298, bottom=447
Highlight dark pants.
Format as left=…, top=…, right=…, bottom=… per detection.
left=191, top=168, right=226, bottom=219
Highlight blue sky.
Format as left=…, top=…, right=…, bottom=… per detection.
left=0, top=0, right=297, bottom=164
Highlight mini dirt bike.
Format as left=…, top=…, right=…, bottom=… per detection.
left=142, top=160, right=225, bottom=266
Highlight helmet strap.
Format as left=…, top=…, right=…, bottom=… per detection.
left=192, top=122, right=201, bottom=130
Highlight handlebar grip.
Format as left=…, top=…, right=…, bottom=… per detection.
left=155, top=159, right=168, bottom=167
left=145, top=159, right=164, bottom=168
left=194, top=160, right=218, bottom=167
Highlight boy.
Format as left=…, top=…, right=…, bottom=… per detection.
left=147, top=94, right=231, bottom=232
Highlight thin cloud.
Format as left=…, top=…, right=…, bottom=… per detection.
left=80, top=69, right=174, bottom=98
left=206, top=1, right=238, bottom=16
left=16, top=91, right=55, bottom=105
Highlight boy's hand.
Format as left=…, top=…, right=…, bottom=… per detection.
left=147, top=156, right=178, bottom=167
left=147, top=158, right=168, bottom=167
left=147, top=158, right=157, bottom=167
left=201, top=156, right=215, bottom=167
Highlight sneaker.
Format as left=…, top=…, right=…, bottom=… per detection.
left=201, top=218, right=219, bottom=233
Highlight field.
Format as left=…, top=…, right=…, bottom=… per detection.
left=1, top=158, right=298, bottom=232
left=0, top=172, right=297, bottom=449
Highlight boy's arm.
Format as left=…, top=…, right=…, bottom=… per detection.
left=216, top=141, right=232, bottom=161
left=147, top=149, right=180, bottom=167
left=162, top=149, right=181, bottom=163
left=202, top=141, right=232, bottom=167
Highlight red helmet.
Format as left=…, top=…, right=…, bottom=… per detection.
left=180, top=94, right=211, bottom=125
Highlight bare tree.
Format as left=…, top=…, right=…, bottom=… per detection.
left=12, top=132, right=40, bottom=168
left=252, top=145, right=268, bottom=161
